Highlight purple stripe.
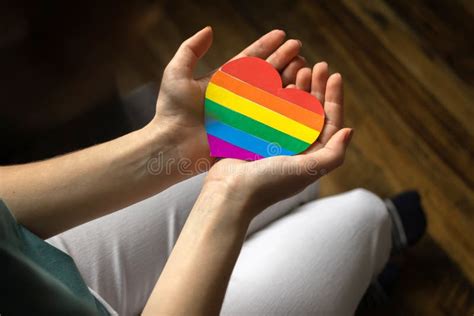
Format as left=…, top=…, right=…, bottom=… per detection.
left=207, top=135, right=263, bottom=161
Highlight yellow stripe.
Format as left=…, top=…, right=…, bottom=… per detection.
left=206, top=83, right=320, bottom=143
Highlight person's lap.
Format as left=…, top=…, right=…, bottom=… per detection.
left=47, top=175, right=390, bottom=315
left=47, top=173, right=318, bottom=314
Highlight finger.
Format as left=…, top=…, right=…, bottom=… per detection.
left=167, top=26, right=213, bottom=79
left=311, top=62, right=329, bottom=103
left=280, top=56, right=306, bottom=86
left=232, top=29, right=286, bottom=60
left=286, top=84, right=297, bottom=89
left=266, top=39, right=302, bottom=71
left=295, top=67, right=312, bottom=91
left=318, top=73, right=344, bottom=145
left=306, top=128, right=353, bottom=173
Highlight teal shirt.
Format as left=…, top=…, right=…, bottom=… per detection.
left=0, top=200, right=109, bottom=315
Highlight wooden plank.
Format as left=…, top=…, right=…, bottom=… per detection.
left=386, top=0, right=474, bottom=85
left=342, top=0, right=474, bottom=138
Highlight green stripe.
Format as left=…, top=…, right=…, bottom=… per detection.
left=205, top=98, right=310, bottom=153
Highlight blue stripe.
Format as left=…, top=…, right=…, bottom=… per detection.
left=205, top=119, right=296, bottom=157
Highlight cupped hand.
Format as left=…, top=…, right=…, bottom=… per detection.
left=151, top=27, right=307, bottom=164
left=204, top=64, right=353, bottom=217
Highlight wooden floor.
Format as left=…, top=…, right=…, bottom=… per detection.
left=116, top=1, right=474, bottom=314
left=2, top=0, right=473, bottom=314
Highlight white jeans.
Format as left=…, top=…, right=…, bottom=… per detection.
left=47, top=174, right=391, bottom=315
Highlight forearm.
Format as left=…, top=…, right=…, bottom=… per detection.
left=142, top=185, right=254, bottom=316
left=0, top=122, right=188, bottom=238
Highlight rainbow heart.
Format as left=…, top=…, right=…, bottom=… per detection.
left=205, top=57, right=325, bottom=161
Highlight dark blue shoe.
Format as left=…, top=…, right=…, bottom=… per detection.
left=384, top=191, right=427, bottom=253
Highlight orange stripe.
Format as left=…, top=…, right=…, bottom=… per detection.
left=211, top=70, right=324, bottom=130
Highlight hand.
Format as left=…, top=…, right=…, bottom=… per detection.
left=150, top=27, right=308, bottom=166
left=204, top=64, right=353, bottom=218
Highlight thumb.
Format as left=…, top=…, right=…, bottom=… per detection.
left=304, top=128, right=353, bottom=174
left=167, top=26, right=213, bottom=79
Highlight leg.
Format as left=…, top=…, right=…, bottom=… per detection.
left=221, top=188, right=392, bottom=316
left=47, top=174, right=318, bottom=315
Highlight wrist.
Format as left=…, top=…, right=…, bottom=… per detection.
left=142, top=118, right=178, bottom=154
left=134, top=122, right=187, bottom=188
left=200, top=178, right=260, bottom=225
left=145, top=117, right=212, bottom=177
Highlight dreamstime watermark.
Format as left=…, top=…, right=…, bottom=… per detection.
left=147, top=152, right=212, bottom=176
left=266, top=142, right=282, bottom=156
left=146, top=149, right=327, bottom=178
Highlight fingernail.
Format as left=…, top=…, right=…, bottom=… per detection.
left=198, top=26, right=212, bottom=34
left=344, top=129, right=354, bottom=144
left=275, top=29, right=286, bottom=36
left=297, top=39, right=303, bottom=47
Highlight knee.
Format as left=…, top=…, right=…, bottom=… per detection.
left=347, top=188, right=391, bottom=232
